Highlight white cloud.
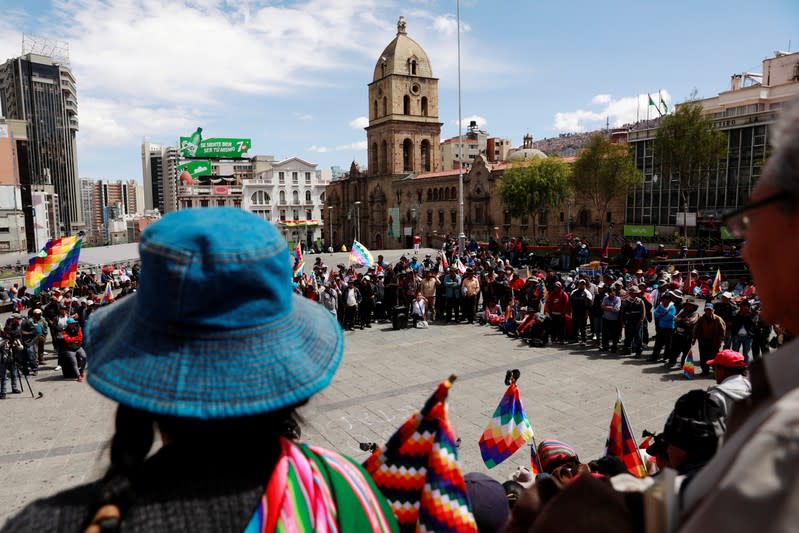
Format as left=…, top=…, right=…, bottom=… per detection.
left=294, top=112, right=313, bottom=121
left=554, top=91, right=672, bottom=133
left=349, top=116, right=369, bottom=129
left=335, top=141, right=368, bottom=151
left=308, top=145, right=330, bottom=153
left=592, top=94, right=612, bottom=105
left=431, top=15, right=471, bottom=36
left=453, top=115, right=488, bottom=129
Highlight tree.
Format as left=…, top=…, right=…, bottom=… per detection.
left=655, top=100, right=726, bottom=242
left=570, top=134, right=643, bottom=241
left=498, top=157, right=572, bottom=240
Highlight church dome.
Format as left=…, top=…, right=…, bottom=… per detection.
left=373, top=17, right=434, bottom=81
left=508, top=148, right=548, bottom=161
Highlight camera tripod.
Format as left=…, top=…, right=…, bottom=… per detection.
left=2, top=341, right=43, bottom=399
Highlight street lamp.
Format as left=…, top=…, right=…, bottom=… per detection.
left=353, top=201, right=361, bottom=243
left=456, top=0, right=466, bottom=254
left=327, top=205, right=334, bottom=253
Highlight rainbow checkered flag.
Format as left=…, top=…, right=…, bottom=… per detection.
left=478, top=382, right=534, bottom=468
left=25, top=235, right=83, bottom=294
left=605, top=389, right=647, bottom=478
left=363, top=376, right=477, bottom=533
left=100, top=282, right=114, bottom=305
left=292, top=242, right=304, bottom=278
left=682, top=350, right=696, bottom=379
left=349, top=240, right=375, bottom=268
left=530, top=443, right=542, bottom=476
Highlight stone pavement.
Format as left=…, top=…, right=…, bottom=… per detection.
left=0, top=312, right=702, bottom=525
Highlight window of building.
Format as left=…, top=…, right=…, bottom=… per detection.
left=410, top=60, right=417, bottom=75
left=250, top=190, right=270, bottom=206
left=450, top=211, right=456, bottom=225
left=450, top=187, right=456, bottom=199
left=234, top=200, right=241, bottom=208
left=280, top=210, right=286, bottom=221
left=382, top=96, right=387, bottom=116
left=381, top=141, right=388, bottom=174
left=200, top=199, right=209, bottom=208
left=420, top=140, right=430, bottom=172
left=292, top=172, right=298, bottom=184
left=279, top=191, right=286, bottom=204
left=427, top=210, right=433, bottom=225
left=319, top=192, right=325, bottom=203
left=504, top=212, right=512, bottom=225
left=403, top=95, right=410, bottom=115
left=278, top=172, right=285, bottom=184
left=433, top=189, right=439, bottom=201
left=305, top=190, right=312, bottom=203
left=293, top=210, right=299, bottom=220
left=421, top=96, right=428, bottom=117
left=371, top=142, right=378, bottom=172
left=475, top=205, right=483, bottom=224
left=373, top=100, right=378, bottom=118
left=217, top=199, right=225, bottom=207
left=559, top=212, right=565, bottom=222
left=444, top=187, right=449, bottom=201
left=438, top=210, right=444, bottom=226
left=403, top=139, right=413, bottom=171
left=306, top=209, right=313, bottom=220
left=305, top=172, right=311, bottom=184
left=292, top=190, right=299, bottom=204
left=606, top=211, right=612, bottom=223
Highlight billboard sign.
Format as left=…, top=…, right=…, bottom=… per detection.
left=177, top=160, right=212, bottom=178
left=179, top=127, right=251, bottom=159
left=623, top=224, right=655, bottom=237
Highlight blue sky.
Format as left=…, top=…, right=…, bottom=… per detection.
left=1, top=0, right=796, bottom=181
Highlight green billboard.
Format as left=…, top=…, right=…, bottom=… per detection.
left=623, top=224, right=655, bottom=237
left=179, top=127, right=252, bottom=158
left=177, top=160, right=212, bottom=178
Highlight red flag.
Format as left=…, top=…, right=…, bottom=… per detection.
left=605, top=389, right=647, bottom=478
left=530, top=444, right=542, bottom=476
left=711, top=269, right=722, bottom=296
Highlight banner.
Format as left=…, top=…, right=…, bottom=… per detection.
left=387, top=207, right=400, bottom=239
left=177, top=160, right=212, bottom=178
left=179, top=127, right=251, bottom=158
left=623, top=224, right=655, bottom=237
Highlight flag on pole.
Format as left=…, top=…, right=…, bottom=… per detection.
left=363, top=376, right=478, bottom=533
left=24, top=235, right=83, bottom=294
left=711, top=269, right=722, bottom=296
left=478, top=382, right=535, bottom=468
left=292, top=242, right=304, bottom=278
left=100, top=282, right=114, bottom=305
left=348, top=240, right=375, bottom=268
left=455, top=258, right=466, bottom=275
left=602, top=227, right=612, bottom=258
left=682, top=351, right=696, bottom=379
left=659, top=91, right=669, bottom=114
left=605, top=389, right=648, bottom=478
left=530, top=443, right=542, bottom=476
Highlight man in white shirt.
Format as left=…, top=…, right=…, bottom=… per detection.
left=706, top=349, right=752, bottom=420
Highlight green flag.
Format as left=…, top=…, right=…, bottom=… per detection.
left=648, top=94, right=656, bottom=107
left=659, top=93, right=669, bottom=114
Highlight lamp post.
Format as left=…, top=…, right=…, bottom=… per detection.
left=327, top=205, right=334, bottom=253
left=354, top=201, right=361, bottom=243
left=456, top=0, right=466, bottom=254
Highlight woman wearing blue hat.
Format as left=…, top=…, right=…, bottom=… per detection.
left=4, top=208, right=398, bottom=533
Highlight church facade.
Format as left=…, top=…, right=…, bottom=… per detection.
left=325, top=17, right=626, bottom=251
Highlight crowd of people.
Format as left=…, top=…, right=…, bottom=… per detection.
left=3, top=102, right=799, bottom=533
left=0, top=272, right=139, bottom=399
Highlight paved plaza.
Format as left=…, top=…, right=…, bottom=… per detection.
left=0, top=305, right=703, bottom=525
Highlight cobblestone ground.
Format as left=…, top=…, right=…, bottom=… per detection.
left=0, top=253, right=704, bottom=525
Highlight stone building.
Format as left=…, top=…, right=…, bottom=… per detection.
left=325, top=17, right=625, bottom=251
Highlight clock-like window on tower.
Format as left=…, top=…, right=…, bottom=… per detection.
left=403, top=139, right=413, bottom=171
left=421, top=140, right=430, bottom=172
left=421, top=96, right=428, bottom=116
left=403, top=95, right=410, bottom=115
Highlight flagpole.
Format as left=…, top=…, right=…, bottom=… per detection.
left=456, top=0, right=466, bottom=255
left=646, top=94, right=650, bottom=121
left=616, top=388, right=643, bottom=452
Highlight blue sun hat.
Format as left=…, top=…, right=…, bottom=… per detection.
left=84, top=208, right=344, bottom=419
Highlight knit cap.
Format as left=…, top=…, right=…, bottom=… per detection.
left=537, top=439, right=579, bottom=473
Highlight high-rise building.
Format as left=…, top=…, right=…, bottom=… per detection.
left=0, top=118, right=28, bottom=252
left=80, top=178, right=140, bottom=245
left=0, top=39, right=82, bottom=239
left=141, top=143, right=177, bottom=214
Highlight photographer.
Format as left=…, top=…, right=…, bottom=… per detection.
left=4, top=313, right=38, bottom=377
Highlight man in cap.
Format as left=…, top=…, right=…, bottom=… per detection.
left=569, top=279, right=593, bottom=345
left=651, top=292, right=676, bottom=362
left=545, top=281, right=569, bottom=344
left=706, top=349, right=751, bottom=420
left=600, top=285, right=621, bottom=353
left=358, top=275, right=375, bottom=328
left=342, top=279, right=361, bottom=331
left=667, top=296, right=701, bottom=369
left=30, top=308, right=49, bottom=365
left=442, top=266, right=462, bottom=323
left=620, top=286, right=645, bottom=356
left=460, top=268, right=481, bottom=324
left=693, top=302, right=727, bottom=376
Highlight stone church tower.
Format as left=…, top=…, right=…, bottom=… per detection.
left=366, top=17, right=442, bottom=176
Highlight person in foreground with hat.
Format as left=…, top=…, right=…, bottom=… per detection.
left=706, top=349, right=751, bottom=420
left=3, top=208, right=397, bottom=532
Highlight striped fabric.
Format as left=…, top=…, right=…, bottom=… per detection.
left=364, top=377, right=478, bottom=533
left=478, top=383, right=534, bottom=468
left=244, top=438, right=397, bottom=533
left=537, top=440, right=578, bottom=473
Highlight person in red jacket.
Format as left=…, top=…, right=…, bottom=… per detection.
left=59, top=318, right=86, bottom=381
left=545, top=281, right=570, bottom=344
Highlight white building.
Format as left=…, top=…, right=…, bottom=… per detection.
left=241, top=157, right=329, bottom=248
